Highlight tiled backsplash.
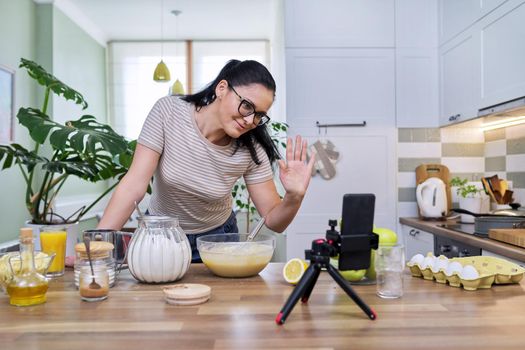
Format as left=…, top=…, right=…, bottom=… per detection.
left=397, top=123, right=525, bottom=218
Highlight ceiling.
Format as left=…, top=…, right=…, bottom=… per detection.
left=50, top=0, right=278, bottom=45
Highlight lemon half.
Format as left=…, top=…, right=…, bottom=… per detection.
left=283, top=258, right=308, bottom=284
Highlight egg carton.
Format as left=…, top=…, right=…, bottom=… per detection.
left=406, top=254, right=525, bottom=291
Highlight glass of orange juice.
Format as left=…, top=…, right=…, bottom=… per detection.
left=39, top=226, right=67, bottom=277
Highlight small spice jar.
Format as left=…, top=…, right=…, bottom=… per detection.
left=74, top=241, right=115, bottom=288
left=79, top=265, right=109, bottom=302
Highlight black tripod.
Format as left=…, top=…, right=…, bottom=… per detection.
left=275, top=238, right=377, bottom=325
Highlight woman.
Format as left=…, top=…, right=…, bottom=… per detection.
left=98, top=59, right=315, bottom=262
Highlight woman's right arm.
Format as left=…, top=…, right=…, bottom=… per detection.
left=97, top=144, right=161, bottom=230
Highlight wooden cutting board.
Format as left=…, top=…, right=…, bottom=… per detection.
left=489, top=229, right=525, bottom=248
left=415, top=164, right=452, bottom=216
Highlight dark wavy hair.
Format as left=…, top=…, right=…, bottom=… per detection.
left=181, top=60, right=281, bottom=166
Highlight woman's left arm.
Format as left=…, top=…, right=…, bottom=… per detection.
left=248, top=136, right=315, bottom=233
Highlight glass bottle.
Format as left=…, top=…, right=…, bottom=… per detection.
left=6, top=228, right=49, bottom=306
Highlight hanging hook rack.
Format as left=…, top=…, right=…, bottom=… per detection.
left=315, top=121, right=367, bottom=128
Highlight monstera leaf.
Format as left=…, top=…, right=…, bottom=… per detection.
left=0, top=144, right=47, bottom=172
left=17, top=107, right=128, bottom=156
left=19, top=58, right=88, bottom=109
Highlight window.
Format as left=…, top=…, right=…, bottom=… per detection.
left=108, top=40, right=269, bottom=140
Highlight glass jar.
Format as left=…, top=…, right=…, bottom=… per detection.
left=74, top=241, right=115, bottom=288
left=74, top=258, right=115, bottom=288
left=79, top=265, right=109, bottom=302
left=127, top=216, right=191, bottom=283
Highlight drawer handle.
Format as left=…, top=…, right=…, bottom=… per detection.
left=409, top=229, right=419, bottom=237
left=448, top=114, right=461, bottom=122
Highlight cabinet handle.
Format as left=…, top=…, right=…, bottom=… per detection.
left=448, top=114, right=461, bottom=122
left=440, top=245, right=451, bottom=253
left=409, top=229, right=419, bottom=237
left=459, top=249, right=471, bottom=257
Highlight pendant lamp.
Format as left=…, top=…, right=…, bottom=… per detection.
left=171, top=79, right=185, bottom=95
left=170, top=9, right=184, bottom=94
left=153, top=0, right=170, bottom=82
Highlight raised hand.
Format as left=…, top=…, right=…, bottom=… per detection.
left=278, top=135, right=315, bottom=198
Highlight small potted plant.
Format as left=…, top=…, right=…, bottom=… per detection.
left=450, top=177, right=486, bottom=223
left=0, top=59, right=134, bottom=251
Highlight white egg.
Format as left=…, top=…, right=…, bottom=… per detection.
left=444, top=261, right=463, bottom=276
left=460, top=265, right=479, bottom=279
left=432, top=258, right=449, bottom=272
left=421, top=256, right=435, bottom=270
left=409, top=254, right=424, bottom=266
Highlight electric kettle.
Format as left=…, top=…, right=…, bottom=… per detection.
left=416, top=178, right=448, bottom=218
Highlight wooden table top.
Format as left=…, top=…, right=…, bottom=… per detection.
left=1, top=263, right=525, bottom=350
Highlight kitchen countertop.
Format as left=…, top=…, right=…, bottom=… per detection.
left=1, top=263, right=525, bottom=349
left=400, top=217, right=525, bottom=262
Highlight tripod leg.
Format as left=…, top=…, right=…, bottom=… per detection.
left=276, top=264, right=321, bottom=325
left=327, top=264, right=377, bottom=320
left=300, top=264, right=321, bottom=303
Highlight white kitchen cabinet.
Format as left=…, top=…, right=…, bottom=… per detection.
left=402, top=225, right=435, bottom=260
left=482, top=249, right=524, bottom=266
left=286, top=48, right=395, bottom=127
left=285, top=126, right=397, bottom=260
left=438, top=0, right=508, bottom=45
left=395, top=1, right=440, bottom=128
left=439, top=27, right=481, bottom=126
left=285, top=0, right=395, bottom=48
left=479, top=0, right=525, bottom=109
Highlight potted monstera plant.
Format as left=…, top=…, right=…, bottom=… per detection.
left=0, top=59, right=133, bottom=248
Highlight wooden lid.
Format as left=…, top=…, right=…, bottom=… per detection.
left=75, top=241, right=114, bottom=259
left=162, top=284, right=211, bottom=305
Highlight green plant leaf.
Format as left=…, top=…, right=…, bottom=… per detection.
left=19, top=58, right=88, bottom=109
left=17, top=108, right=128, bottom=156
left=0, top=143, right=46, bottom=172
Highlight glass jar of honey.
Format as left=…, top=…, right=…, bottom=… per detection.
left=74, top=241, right=115, bottom=288
left=79, top=265, right=109, bottom=302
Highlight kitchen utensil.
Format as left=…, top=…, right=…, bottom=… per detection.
left=134, top=201, right=144, bottom=220
left=415, top=164, right=452, bottom=215
left=246, top=217, right=266, bottom=242
left=416, top=177, right=447, bottom=219
left=488, top=228, right=525, bottom=248
left=83, top=237, right=101, bottom=290
left=196, top=233, right=275, bottom=278
left=453, top=204, right=525, bottom=217
left=452, top=208, right=525, bottom=235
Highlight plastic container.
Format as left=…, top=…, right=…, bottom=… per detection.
left=197, top=233, right=275, bottom=278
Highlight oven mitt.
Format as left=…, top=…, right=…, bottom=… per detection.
left=308, top=140, right=339, bottom=180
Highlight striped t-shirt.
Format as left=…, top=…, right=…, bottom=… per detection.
left=138, top=96, right=274, bottom=234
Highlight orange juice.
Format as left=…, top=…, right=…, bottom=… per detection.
left=40, top=230, right=67, bottom=276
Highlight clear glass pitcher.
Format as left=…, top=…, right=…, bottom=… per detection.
left=127, top=216, right=191, bottom=283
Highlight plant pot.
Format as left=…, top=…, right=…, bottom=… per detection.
left=25, top=221, right=79, bottom=259
left=458, top=197, right=483, bottom=223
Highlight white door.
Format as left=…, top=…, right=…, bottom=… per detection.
left=285, top=0, right=395, bottom=48
left=286, top=48, right=395, bottom=127
left=439, top=27, right=481, bottom=126
left=480, top=0, right=525, bottom=108
left=285, top=126, right=397, bottom=260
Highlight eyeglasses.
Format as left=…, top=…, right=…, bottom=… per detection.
left=229, top=84, right=271, bottom=126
